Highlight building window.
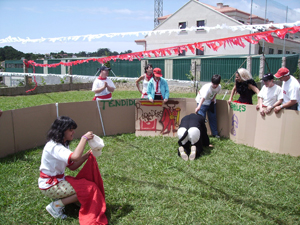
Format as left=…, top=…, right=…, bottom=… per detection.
left=179, top=22, right=186, bottom=30
left=292, top=52, right=296, bottom=54
left=278, top=50, right=283, bottom=54
left=286, top=51, right=290, bottom=54
left=259, top=46, right=265, bottom=54
left=238, top=20, right=245, bottom=24
left=196, top=48, right=204, bottom=55
left=178, top=50, right=186, bottom=56
left=269, top=48, right=274, bottom=54
left=196, top=20, right=205, bottom=30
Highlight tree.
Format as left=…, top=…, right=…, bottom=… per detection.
left=120, top=50, right=132, bottom=55
left=0, top=46, right=24, bottom=60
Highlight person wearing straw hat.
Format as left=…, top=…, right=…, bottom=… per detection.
left=147, top=67, right=169, bottom=103
left=92, top=66, right=116, bottom=101
left=273, top=67, right=300, bottom=113
left=256, top=73, right=282, bottom=116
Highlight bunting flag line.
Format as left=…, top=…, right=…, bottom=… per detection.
left=1, top=21, right=299, bottom=44
left=24, top=25, right=300, bottom=69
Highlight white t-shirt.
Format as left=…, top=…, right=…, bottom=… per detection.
left=282, top=76, right=300, bottom=110
left=195, top=83, right=221, bottom=105
left=92, top=78, right=116, bottom=99
left=142, top=78, right=149, bottom=95
left=258, top=84, right=282, bottom=106
left=38, top=140, right=73, bottom=190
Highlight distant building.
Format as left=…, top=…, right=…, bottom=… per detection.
left=135, top=0, right=300, bottom=56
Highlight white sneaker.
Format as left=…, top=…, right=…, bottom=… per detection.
left=178, top=146, right=188, bottom=161
left=46, top=202, right=67, bottom=219
left=189, top=146, right=196, bottom=161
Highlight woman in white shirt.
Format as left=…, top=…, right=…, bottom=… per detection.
left=136, top=64, right=153, bottom=98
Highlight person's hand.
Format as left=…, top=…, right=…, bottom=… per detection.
left=227, top=99, right=232, bottom=106
left=195, top=106, right=200, bottom=113
left=274, top=106, right=281, bottom=114
left=260, top=108, right=265, bottom=116
left=265, top=106, right=273, bottom=114
left=83, top=131, right=94, bottom=140
left=163, top=99, right=168, bottom=103
left=256, top=104, right=259, bottom=111
left=83, top=149, right=92, bottom=160
left=149, top=98, right=153, bottom=103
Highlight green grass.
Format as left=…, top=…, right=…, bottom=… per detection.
left=0, top=89, right=276, bottom=224
left=0, top=135, right=299, bottom=224
left=0, top=89, right=255, bottom=111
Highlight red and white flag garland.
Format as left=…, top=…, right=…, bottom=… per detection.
left=25, top=26, right=300, bottom=69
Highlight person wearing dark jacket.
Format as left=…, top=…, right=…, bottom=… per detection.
left=177, top=113, right=210, bottom=161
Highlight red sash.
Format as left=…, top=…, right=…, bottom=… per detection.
left=40, top=171, right=64, bottom=186
left=93, top=93, right=112, bottom=101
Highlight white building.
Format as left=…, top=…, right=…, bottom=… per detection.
left=135, top=0, right=300, bottom=56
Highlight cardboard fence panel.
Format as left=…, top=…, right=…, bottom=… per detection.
left=0, top=110, right=15, bottom=158
left=253, top=109, right=300, bottom=156
left=228, top=102, right=257, bottom=147
left=96, top=99, right=136, bottom=136
left=253, top=110, right=284, bottom=154
left=184, top=99, right=230, bottom=137
left=216, top=100, right=230, bottom=138
left=12, top=104, right=57, bottom=153
left=135, top=98, right=187, bottom=137
left=57, top=101, right=105, bottom=139
left=278, top=110, right=300, bottom=156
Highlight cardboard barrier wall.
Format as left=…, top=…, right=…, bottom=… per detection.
left=0, top=111, right=15, bottom=158
left=13, top=104, right=57, bottom=154
left=1, top=98, right=300, bottom=158
left=0, top=99, right=136, bottom=158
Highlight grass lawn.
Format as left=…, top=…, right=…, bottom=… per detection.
left=2, top=90, right=297, bottom=224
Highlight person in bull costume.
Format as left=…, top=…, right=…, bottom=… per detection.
left=177, top=113, right=210, bottom=161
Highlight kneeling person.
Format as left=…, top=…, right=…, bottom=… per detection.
left=177, top=113, right=210, bottom=161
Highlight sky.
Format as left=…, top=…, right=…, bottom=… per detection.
left=0, top=0, right=299, bottom=55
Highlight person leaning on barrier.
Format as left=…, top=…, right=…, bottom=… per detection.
left=92, top=66, right=116, bottom=101
left=136, top=63, right=153, bottom=98
left=228, top=68, right=259, bottom=105
left=256, top=73, right=282, bottom=116
left=147, top=68, right=169, bottom=103
left=195, top=74, right=221, bottom=138
left=273, top=67, right=300, bottom=113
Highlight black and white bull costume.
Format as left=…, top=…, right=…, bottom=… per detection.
left=177, top=113, right=210, bottom=161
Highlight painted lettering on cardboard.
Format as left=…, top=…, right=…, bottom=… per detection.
left=102, top=99, right=135, bottom=110
left=230, top=103, right=246, bottom=112
left=231, top=114, right=238, bottom=136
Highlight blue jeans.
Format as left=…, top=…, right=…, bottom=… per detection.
left=197, top=103, right=218, bottom=136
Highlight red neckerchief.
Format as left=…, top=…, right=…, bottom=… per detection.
left=98, top=76, right=107, bottom=80
left=146, top=73, right=153, bottom=81
left=155, top=78, right=159, bottom=93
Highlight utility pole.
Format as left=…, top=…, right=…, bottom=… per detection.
left=154, top=0, right=163, bottom=28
